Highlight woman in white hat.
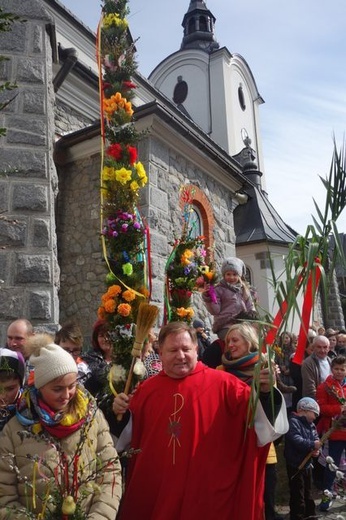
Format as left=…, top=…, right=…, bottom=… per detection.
left=0, top=334, right=122, bottom=519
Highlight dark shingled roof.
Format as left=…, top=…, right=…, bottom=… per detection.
left=234, top=183, right=297, bottom=246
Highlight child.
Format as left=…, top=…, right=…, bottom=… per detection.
left=202, top=256, right=256, bottom=340
left=284, top=397, right=322, bottom=520
left=0, top=348, right=25, bottom=431
left=316, top=354, right=346, bottom=511
left=192, top=319, right=211, bottom=360
left=55, top=320, right=91, bottom=384
left=0, top=334, right=122, bottom=519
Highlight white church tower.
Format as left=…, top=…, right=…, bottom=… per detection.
left=149, top=0, right=265, bottom=179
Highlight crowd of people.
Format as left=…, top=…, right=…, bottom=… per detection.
left=0, top=255, right=345, bottom=519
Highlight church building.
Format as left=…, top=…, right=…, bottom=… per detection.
left=0, top=0, right=343, bottom=342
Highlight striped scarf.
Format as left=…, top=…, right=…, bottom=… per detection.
left=221, top=351, right=259, bottom=385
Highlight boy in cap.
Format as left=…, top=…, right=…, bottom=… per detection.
left=202, top=256, right=256, bottom=340
left=0, top=348, right=25, bottom=431
left=284, top=397, right=322, bottom=520
left=192, top=319, right=211, bottom=360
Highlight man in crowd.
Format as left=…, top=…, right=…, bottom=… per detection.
left=301, top=335, right=331, bottom=399
left=113, top=322, right=288, bottom=520
left=6, top=319, right=34, bottom=359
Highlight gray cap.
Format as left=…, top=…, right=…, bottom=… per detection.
left=193, top=319, right=204, bottom=329
left=297, top=397, right=320, bottom=416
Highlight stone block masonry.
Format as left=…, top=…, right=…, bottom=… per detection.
left=0, top=0, right=59, bottom=344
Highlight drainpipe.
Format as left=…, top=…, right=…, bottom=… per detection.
left=53, top=47, right=78, bottom=93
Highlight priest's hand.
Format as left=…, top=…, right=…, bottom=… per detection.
left=113, top=392, right=130, bottom=415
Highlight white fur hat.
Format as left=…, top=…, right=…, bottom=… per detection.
left=221, top=257, right=245, bottom=277
left=28, top=335, right=77, bottom=389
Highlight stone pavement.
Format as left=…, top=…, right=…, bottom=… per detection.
left=276, top=495, right=346, bottom=519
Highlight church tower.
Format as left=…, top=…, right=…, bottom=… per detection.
left=149, top=0, right=265, bottom=174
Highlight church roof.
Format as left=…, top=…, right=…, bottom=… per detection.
left=234, top=182, right=297, bottom=246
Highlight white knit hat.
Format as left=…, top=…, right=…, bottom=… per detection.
left=221, top=257, right=245, bottom=277
left=29, top=342, right=78, bottom=389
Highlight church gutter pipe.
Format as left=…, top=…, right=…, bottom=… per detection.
left=53, top=47, right=78, bottom=93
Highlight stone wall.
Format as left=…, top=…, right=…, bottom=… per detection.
left=55, top=99, right=95, bottom=137
left=0, top=0, right=59, bottom=343
left=56, top=152, right=108, bottom=344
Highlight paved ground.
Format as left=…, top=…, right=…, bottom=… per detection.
left=276, top=495, right=346, bottom=519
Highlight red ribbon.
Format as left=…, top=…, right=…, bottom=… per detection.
left=264, top=262, right=322, bottom=363
left=292, top=263, right=322, bottom=365
left=264, top=300, right=288, bottom=350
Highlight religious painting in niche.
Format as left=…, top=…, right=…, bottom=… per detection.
left=189, top=206, right=202, bottom=238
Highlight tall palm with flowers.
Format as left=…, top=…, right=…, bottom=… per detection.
left=165, top=186, right=217, bottom=324
left=96, top=0, right=154, bottom=393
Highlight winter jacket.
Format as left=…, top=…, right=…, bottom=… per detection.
left=202, top=279, right=255, bottom=334
left=316, top=375, right=346, bottom=441
left=82, top=350, right=110, bottom=399
left=301, top=353, right=331, bottom=399
left=0, top=408, right=122, bottom=520
left=284, top=414, right=319, bottom=469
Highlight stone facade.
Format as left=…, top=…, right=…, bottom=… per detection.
left=0, top=0, right=59, bottom=343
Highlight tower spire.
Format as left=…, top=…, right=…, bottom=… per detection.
left=181, top=0, right=219, bottom=52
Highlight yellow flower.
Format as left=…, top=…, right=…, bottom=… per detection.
left=103, top=13, right=128, bottom=30
left=135, top=162, right=146, bottom=179
left=115, top=167, right=132, bottom=184
left=117, top=303, right=131, bottom=317
left=176, top=307, right=188, bottom=317
left=181, top=249, right=194, bottom=265
left=102, top=166, right=116, bottom=181
left=130, top=180, right=139, bottom=191
left=139, top=174, right=148, bottom=187
left=103, top=93, right=132, bottom=118
left=122, top=289, right=136, bottom=302
left=186, top=307, right=195, bottom=318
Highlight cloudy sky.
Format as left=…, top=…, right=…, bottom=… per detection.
left=62, top=0, right=346, bottom=235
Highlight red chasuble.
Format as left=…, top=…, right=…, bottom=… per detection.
left=118, top=362, right=269, bottom=520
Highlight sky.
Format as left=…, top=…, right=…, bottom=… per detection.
left=61, top=0, right=346, bottom=235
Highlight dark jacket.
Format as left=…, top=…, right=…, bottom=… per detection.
left=284, top=414, right=319, bottom=469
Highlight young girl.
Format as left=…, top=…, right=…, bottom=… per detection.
left=0, top=334, right=122, bottom=519
left=316, top=355, right=346, bottom=511
left=202, top=256, right=256, bottom=340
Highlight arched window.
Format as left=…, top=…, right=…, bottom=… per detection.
left=189, top=206, right=202, bottom=238
left=188, top=18, right=196, bottom=34
left=199, top=16, right=208, bottom=31
left=179, top=184, right=215, bottom=262
left=245, top=266, right=252, bottom=285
